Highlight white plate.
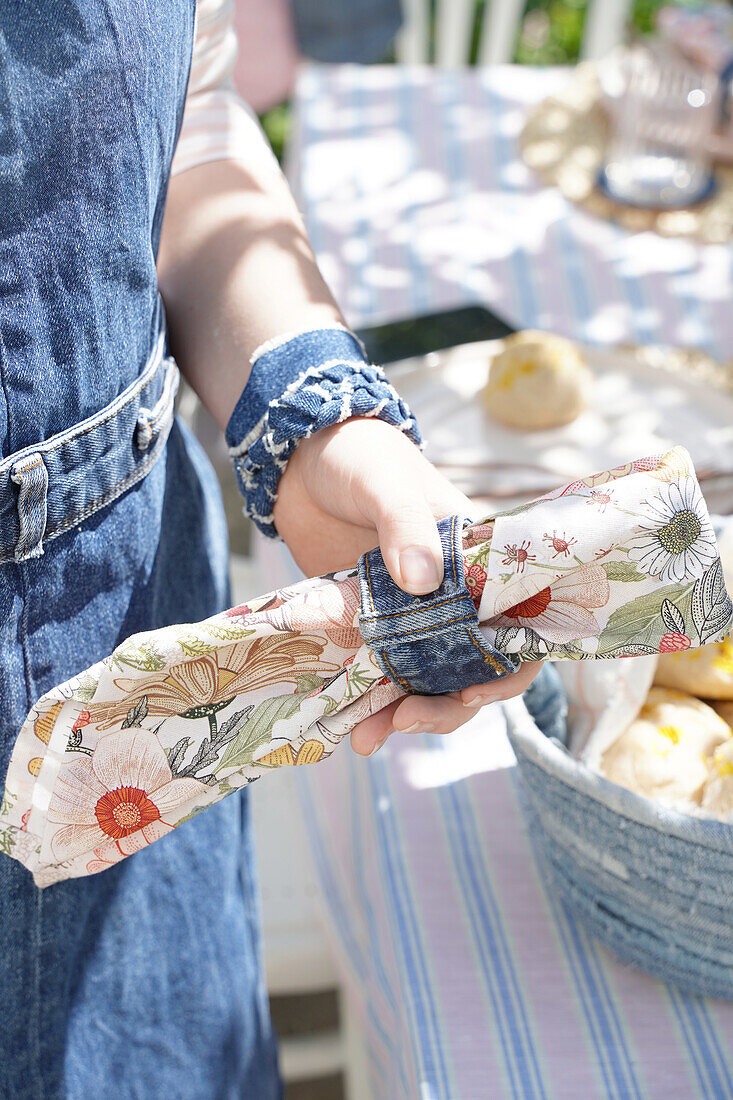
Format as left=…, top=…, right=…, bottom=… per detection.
left=388, top=339, right=733, bottom=514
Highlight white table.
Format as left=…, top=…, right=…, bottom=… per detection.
left=260, top=63, right=733, bottom=1100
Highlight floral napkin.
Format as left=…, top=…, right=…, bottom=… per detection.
left=1, top=445, right=730, bottom=886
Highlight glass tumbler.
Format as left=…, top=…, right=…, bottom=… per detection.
left=600, top=43, right=719, bottom=209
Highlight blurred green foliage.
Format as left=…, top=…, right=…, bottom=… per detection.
left=260, top=103, right=291, bottom=163
left=260, top=0, right=725, bottom=156
left=515, top=0, right=707, bottom=64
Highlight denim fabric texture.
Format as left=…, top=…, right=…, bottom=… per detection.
left=358, top=514, right=519, bottom=694
left=522, top=662, right=568, bottom=746
left=0, top=2, right=280, bottom=1096
left=226, top=326, right=422, bottom=538
left=225, top=325, right=370, bottom=445
left=505, top=693, right=733, bottom=1000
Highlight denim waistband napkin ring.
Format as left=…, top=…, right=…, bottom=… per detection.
left=357, top=514, right=518, bottom=694
left=1, top=445, right=731, bottom=886
left=10, top=451, right=49, bottom=561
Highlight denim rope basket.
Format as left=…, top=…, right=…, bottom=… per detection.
left=504, top=693, right=733, bottom=1000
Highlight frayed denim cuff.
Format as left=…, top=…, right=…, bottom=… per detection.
left=357, top=515, right=519, bottom=695
left=226, top=326, right=423, bottom=539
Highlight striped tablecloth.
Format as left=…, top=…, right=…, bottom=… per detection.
left=288, top=64, right=733, bottom=358
left=265, top=63, right=733, bottom=1099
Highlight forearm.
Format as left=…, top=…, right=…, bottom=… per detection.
left=157, top=156, right=343, bottom=431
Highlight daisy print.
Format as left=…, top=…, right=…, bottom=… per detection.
left=628, top=477, right=717, bottom=585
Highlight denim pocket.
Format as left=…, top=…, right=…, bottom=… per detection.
left=357, top=514, right=519, bottom=694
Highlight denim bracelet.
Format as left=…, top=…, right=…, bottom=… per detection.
left=357, top=514, right=519, bottom=695
left=226, top=326, right=423, bottom=538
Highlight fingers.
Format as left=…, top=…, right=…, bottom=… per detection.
left=351, top=662, right=545, bottom=756
left=374, top=491, right=446, bottom=595
left=351, top=699, right=400, bottom=757
left=460, top=660, right=543, bottom=707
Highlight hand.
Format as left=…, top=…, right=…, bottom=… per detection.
left=272, top=417, right=541, bottom=755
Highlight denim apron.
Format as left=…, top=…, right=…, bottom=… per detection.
left=0, top=4, right=280, bottom=1096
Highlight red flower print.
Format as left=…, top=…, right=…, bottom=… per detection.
left=543, top=531, right=577, bottom=558
left=493, top=564, right=610, bottom=644
left=660, top=632, right=691, bottom=653
left=94, top=786, right=161, bottom=840
left=72, top=710, right=91, bottom=733
left=501, top=540, right=536, bottom=573
left=465, top=563, right=487, bottom=611
left=48, top=728, right=208, bottom=868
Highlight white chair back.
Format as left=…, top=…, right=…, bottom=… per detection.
left=397, top=0, right=633, bottom=66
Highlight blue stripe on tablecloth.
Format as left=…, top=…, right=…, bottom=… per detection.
left=348, top=760, right=413, bottom=1098
left=696, top=1001, right=733, bottom=1096
left=486, top=81, right=541, bottom=329
left=512, top=772, right=643, bottom=1100
left=434, top=766, right=549, bottom=1100
left=297, top=774, right=407, bottom=1077
left=400, top=72, right=431, bottom=320
left=668, top=992, right=712, bottom=1100
left=668, top=989, right=733, bottom=1100
left=554, top=218, right=595, bottom=340
left=367, top=751, right=456, bottom=1100
left=350, top=74, right=377, bottom=325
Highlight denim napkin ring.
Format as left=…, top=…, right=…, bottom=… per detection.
left=225, top=325, right=422, bottom=538
left=357, top=514, right=519, bottom=694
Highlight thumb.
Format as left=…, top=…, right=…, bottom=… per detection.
left=367, top=488, right=445, bottom=596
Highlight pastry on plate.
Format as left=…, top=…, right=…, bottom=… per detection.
left=482, top=331, right=592, bottom=430
left=713, top=701, right=733, bottom=727
left=654, top=636, right=733, bottom=700
left=599, top=687, right=731, bottom=807
left=701, top=739, right=733, bottom=818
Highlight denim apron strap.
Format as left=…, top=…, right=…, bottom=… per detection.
left=357, top=514, right=519, bottom=695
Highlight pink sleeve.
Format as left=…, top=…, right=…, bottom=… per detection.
left=171, top=0, right=276, bottom=177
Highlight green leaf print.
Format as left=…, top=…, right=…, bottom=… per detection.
left=0, top=787, right=16, bottom=817
left=75, top=673, right=99, bottom=702
left=0, top=825, right=16, bottom=857
left=217, top=693, right=307, bottom=773
left=602, top=560, right=646, bottom=583
left=109, top=641, right=165, bottom=672
left=599, top=582, right=695, bottom=654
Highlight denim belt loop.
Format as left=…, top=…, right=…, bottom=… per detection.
left=357, top=514, right=519, bottom=695
left=10, top=452, right=49, bottom=561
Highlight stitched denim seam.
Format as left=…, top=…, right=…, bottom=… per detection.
left=0, top=344, right=170, bottom=477
left=54, top=435, right=165, bottom=535
left=466, top=627, right=510, bottom=673
left=448, top=513, right=458, bottom=586
left=11, top=456, right=43, bottom=476
left=0, top=436, right=164, bottom=561
left=361, top=593, right=465, bottom=625
left=365, top=549, right=376, bottom=614
left=140, top=362, right=179, bottom=429
left=375, top=612, right=478, bottom=644
left=381, top=652, right=416, bottom=694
